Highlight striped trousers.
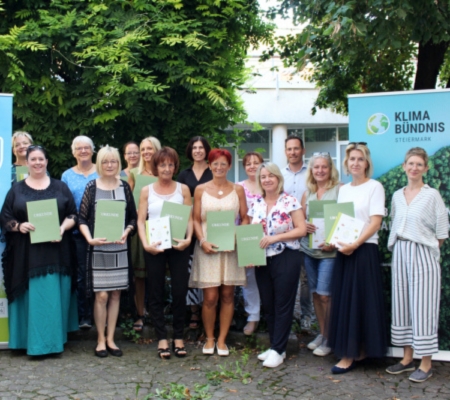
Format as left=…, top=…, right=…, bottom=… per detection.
left=391, top=240, right=441, bottom=356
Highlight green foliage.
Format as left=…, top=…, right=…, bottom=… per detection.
left=264, top=0, right=450, bottom=114
left=205, top=357, right=252, bottom=385
left=0, top=0, right=273, bottom=177
left=142, top=383, right=211, bottom=400
left=377, top=146, right=450, bottom=349
left=119, top=318, right=142, bottom=344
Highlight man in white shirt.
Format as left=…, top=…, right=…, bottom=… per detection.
left=281, top=135, right=313, bottom=331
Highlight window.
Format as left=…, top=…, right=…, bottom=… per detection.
left=224, top=129, right=271, bottom=182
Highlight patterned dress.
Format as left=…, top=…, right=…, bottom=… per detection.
left=189, top=190, right=246, bottom=288
left=91, top=186, right=129, bottom=291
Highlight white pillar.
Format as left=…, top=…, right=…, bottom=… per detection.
left=272, top=124, right=288, bottom=169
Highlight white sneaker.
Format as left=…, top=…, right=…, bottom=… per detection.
left=258, top=348, right=272, bottom=361
left=307, top=334, right=323, bottom=350
left=258, top=349, right=286, bottom=361
left=263, top=350, right=285, bottom=368
left=313, top=340, right=331, bottom=356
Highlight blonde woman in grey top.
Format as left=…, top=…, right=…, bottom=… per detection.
left=386, top=147, right=448, bottom=383
left=300, top=153, right=341, bottom=357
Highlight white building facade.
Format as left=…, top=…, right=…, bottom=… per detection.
left=227, top=16, right=351, bottom=183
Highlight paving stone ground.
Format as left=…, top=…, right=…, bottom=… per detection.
left=1, top=331, right=450, bottom=399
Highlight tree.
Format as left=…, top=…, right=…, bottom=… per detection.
left=0, top=0, right=272, bottom=176
left=264, top=0, right=450, bottom=114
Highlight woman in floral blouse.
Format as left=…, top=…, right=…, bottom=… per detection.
left=248, top=162, right=306, bottom=368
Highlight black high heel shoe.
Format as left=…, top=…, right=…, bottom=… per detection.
left=172, top=341, right=187, bottom=358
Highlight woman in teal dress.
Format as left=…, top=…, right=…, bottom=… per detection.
left=0, top=145, right=78, bottom=356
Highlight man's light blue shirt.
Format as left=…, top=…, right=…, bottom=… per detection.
left=282, top=163, right=307, bottom=202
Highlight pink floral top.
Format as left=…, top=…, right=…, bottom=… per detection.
left=237, top=180, right=261, bottom=210
left=248, top=192, right=301, bottom=257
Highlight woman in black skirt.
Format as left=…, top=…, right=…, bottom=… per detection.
left=328, top=142, right=387, bottom=374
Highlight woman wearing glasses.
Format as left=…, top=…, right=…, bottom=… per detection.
left=121, top=142, right=140, bottom=178
left=301, top=153, right=341, bottom=357
left=61, top=136, right=99, bottom=329
left=328, top=142, right=387, bottom=374
left=386, top=148, right=448, bottom=382
left=79, top=146, right=137, bottom=357
left=1, top=145, right=78, bottom=355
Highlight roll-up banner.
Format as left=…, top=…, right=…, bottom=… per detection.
left=349, top=89, right=450, bottom=360
left=0, top=94, right=13, bottom=348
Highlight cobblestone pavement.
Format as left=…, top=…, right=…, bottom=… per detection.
left=1, top=332, right=450, bottom=400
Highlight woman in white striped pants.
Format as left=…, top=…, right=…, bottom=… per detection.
left=386, top=147, right=449, bottom=383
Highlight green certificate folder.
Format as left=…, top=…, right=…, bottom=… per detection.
left=160, top=201, right=191, bottom=246
left=94, top=200, right=126, bottom=242
left=16, top=166, right=29, bottom=181
left=133, top=175, right=157, bottom=206
left=26, top=199, right=60, bottom=244
left=206, top=210, right=235, bottom=251
left=308, top=200, right=337, bottom=248
left=236, top=224, right=266, bottom=267
left=323, top=202, right=355, bottom=244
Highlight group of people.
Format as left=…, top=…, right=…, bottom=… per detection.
left=0, top=132, right=448, bottom=382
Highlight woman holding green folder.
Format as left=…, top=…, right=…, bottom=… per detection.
left=128, top=136, right=161, bottom=332
left=137, top=147, right=193, bottom=359
left=249, top=162, right=306, bottom=368
left=1, top=145, right=79, bottom=356
left=79, top=146, right=137, bottom=358
left=327, top=142, right=387, bottom=374
left=189, top=149, right=249, bottom=357
left=301, top=153, right=341, bottom=357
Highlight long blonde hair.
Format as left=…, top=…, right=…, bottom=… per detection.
left=137, top=136, right=161, bottom=174
left=305, top=154, right=340, bottom=193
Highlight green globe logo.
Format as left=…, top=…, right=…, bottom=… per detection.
left=367, top=113, right=390, bottom=135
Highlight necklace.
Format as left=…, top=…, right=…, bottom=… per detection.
left=144, top=168, right=152, bottom=175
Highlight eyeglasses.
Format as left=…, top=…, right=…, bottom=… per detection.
left=311, top=152, right=331, bottom=158
left=75, top=146, right=91, bottom=152
left=27, top=145, right=44, bottom=151
left=125, top=152, right=139, bottom=156
left=347, top=142, right=367, bottom=147
left=101, top=160, right=119, bottom=165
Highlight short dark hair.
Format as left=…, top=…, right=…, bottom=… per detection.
left=285, top=135, right=304, bottom=149
left=151, top=147, right=180, bottom=176
left=26, top=145, right=48, bottom=160
left=208, top=148, right=232, bottom=165
left=123, top=141, right=139, bottom=153
left=186, top=136, right=211, bottom=162
left=242, top=152, right=264, bottom=168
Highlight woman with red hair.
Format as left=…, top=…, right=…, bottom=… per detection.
left=189, top=149, right=249, bottom=356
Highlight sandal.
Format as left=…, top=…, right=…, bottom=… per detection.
left=189, top=309, right=201, bottom=329
left=172, top=341, right=187, bottom=358
left=133, top=315, right=145, bottom=332
left=157, top=348, right=171, bottom=359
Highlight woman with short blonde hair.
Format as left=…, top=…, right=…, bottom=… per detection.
left=79, top=145, right=137, bottom=357
left=386, top=147, right=448, bottom=382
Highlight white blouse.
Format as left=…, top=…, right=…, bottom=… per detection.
left=388, top=184, right=449, bottom=260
